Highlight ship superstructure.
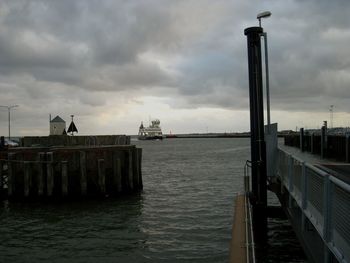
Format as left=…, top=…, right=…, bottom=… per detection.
left=138, top=119, right=163, bottom=140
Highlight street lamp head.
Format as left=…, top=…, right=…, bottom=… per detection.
left=0, top=104, right=19, bottom=109
left=257, top=11, right=271, bottom=27
left=257, top=11, right=271, bottom=19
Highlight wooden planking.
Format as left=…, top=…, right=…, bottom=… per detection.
left=229, top=195, right=247, bottom=263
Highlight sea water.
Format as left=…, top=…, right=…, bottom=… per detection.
left=0, top=138, right=305, bottom=262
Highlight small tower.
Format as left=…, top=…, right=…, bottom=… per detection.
left=50, top=115, right=66, bottom=135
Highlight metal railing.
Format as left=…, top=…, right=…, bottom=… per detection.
left=244, top=160, right=256, bottom=263
left=277, top=148, right=350, bottom=263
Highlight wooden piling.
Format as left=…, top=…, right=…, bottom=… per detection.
left=3, top=145, right=143, bottom=200
left=61, top=161, right=68, bottom=196
left=98, top=159, right=106, bottom=195
left=24, top=161, right=31, bottom=197
left=137, top=148, right=143, bottom=190
left=132, top=149, right=140, bottom=189
left=46, top=152, right=54, bottom=196
left=7, top=153, right=15, bottom=197
left=37, top=152, right=45, bottom=196
left=128, top=150, right=134, bottom=190
left=80, top=151, right=87, bottom=195
left=113, top=155, right=122, bottom=193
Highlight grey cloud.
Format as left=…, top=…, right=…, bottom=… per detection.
left=0, top=0, right=350, bottom=135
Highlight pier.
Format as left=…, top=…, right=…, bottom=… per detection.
left=273, top=143, right=350, bottom=262
left=231, top=126, right=350, bottom=262
left=230, top=26, right=350, bottom=263
left=0, top=135, right=142, bottom=200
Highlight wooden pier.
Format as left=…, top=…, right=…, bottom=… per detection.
left=229, top=195, right=247, bottom=263
left=0, top=145, right=142, bottom=200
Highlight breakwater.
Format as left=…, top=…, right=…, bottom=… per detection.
left=0, top=145, right=142, bottom=200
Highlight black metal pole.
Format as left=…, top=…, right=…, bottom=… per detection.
left=321, top=125, right=326, bottom=158
left=300, top=128, right=304, bottom=152
left=244, top=26, right=267, bottom=246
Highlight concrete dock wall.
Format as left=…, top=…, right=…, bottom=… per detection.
left=19, top=135, right=130, bottom=147
left=0, top=145, right=142, bottom=200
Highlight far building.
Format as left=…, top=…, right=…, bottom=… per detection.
left=50, top=115, right=66, bottom=135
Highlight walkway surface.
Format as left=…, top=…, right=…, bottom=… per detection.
left=279, top=143, right=350, bottom=184
left=229, top=194, right=246, bottom=263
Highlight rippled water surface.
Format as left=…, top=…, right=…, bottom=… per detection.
left=0, top=138, right=305, bottom=262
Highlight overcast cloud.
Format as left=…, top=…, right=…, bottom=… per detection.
left=0, top=0, right=349, bottom=135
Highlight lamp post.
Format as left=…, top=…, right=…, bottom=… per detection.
left=0, top=105, right=19, bottom=141
left=329, top=105, right=334, bottom=129
left=257, top=11, right=272, bottom=133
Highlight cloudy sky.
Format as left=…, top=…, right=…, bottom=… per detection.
left=0, top=0, right=349, bottom=136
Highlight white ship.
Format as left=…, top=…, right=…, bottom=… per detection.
left=138, top=119, right=163, bottom=140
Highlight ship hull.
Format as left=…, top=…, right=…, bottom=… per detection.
left=138, top=136, right=163, bottom=140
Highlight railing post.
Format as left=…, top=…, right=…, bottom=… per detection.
left=321, top=126, right=327, bottom=158
left=346, top=134, right=350, bottom=163
left=288, top=155, right=293, bottom=191
left=311, top=133, right=315, bottom=154
left=288, top=155, right=293, bottom=208
left=322, top=174, right=331, bottom=263
left=301, top=162, right=307, bottom=231
left=0, top=160, right=3, bottom=196
left=279, top=150, right=286, bottom=194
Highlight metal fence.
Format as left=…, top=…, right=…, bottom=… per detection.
left=277, top=148, right=350, bottom=263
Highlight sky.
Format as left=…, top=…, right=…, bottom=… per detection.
left=0, top=0, right=349, bottom=136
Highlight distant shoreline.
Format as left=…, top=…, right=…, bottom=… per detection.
left=166, top=133, right=250, bottom=138
left=131, top=132, right=288, bottom=139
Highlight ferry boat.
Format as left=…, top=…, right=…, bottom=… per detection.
left=138, top=119, right=163, bottom=140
